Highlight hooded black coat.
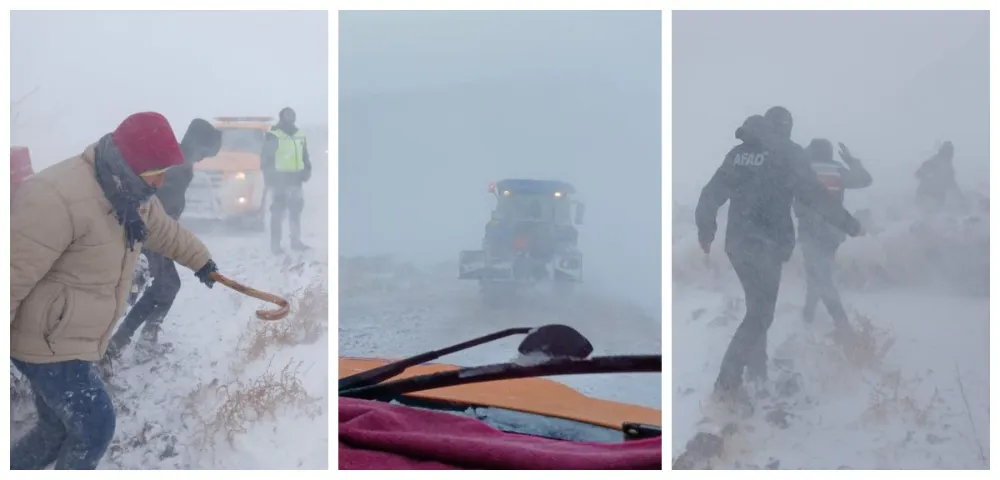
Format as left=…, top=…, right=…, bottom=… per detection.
left=696, top=116, right=861, bottom=262
left=156, top=119, right=223, bottom=220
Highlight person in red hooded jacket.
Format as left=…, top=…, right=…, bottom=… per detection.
left=10, top=112, right=218, bottom=469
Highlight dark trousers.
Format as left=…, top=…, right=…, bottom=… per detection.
left=801, top=240, right=848, bottom=326
left=715, top=252, right=783, bottom=392
left=108, top=250, right=181, bottom=356
left=270, top=185, right=305, bottom=245
left=10, top=358, right=116, bottom=470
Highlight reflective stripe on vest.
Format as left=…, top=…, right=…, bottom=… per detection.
left=811, top=162, right=843, bottom=191
left=273, top=129, right=306, bottom=172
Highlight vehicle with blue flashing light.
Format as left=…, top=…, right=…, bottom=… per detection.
left=458, top=178, right=586, bottom=305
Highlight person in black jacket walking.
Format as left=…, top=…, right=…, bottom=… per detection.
left=695, top=107, right=863, bottom=404
left=105, top=119, right=222, bottom=361
left=794, top=139, right=872, bottom=329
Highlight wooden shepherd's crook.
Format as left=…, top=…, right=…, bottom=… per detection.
left=209, top=272, right=290, bottom=321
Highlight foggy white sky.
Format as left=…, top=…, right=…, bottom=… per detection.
left=673, top=10, right=989, bottom=208
left=10, top=10, right=328, bottom=167
left=340, top=10, right=661, bottom=98
left=339, top=11, right=662, bottom=312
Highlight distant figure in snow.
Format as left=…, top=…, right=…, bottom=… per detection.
left=793, top=139, right=872, bottom=330
left=262, top=107, right=313, bottom=254
left=915, top=141, right=967, bottom=213
left=695, top=107, right=862, bottom=407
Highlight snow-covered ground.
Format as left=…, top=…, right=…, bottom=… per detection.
left=11, top=172, right=330, bottom=469
left=338, top=257, right=662, bottom=411
left=671, top=200, right=989, bottom=469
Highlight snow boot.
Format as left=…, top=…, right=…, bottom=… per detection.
left=291, top=239, right=311, bottom=251
left=97, top=355, right=116, bottom=382
left=135, top=323, right=174, bottom=360
left=831, top=321, right=861, bottom=347
left=104, top=336, right=129, bottom=363
left=802, top=304, right=816, bottom=323
left=711, top=384, right=754, bottom=418
left=746, top=367, right=771, bottom=401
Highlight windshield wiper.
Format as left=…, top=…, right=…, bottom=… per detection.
left=339, top=324, right=594, bottom=392
left=339, top=354, right=661, bottom=400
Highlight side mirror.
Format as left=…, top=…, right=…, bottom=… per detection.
left=517, top=324, right=593, bottom=359
left=574, top=203, right=586, bottom=225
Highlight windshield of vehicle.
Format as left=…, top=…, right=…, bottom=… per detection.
left=392, top=398, right=623, bottom=443
left=219, top=127, right=266, bottom=154
left=496, top=193, right=572, bottom=224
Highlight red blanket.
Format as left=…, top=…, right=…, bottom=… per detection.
left=339, top=398, right=662, bottom=470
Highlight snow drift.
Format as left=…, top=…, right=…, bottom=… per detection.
left=672, top=196, right=989, bottom=469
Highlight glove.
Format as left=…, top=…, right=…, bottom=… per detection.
left=838, top=142, right=861, bottom=165
left=698, top=231, right=714, bottom=254
left=847, top=220, right=865, bottom=238
left=699, top=240, right=711, bottom=255
left=301, top=169, right=311, bottom=183
left=194, top=260, right=218, bottom=288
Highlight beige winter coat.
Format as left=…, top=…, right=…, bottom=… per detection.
left=10, top=145, right=212, bottom=363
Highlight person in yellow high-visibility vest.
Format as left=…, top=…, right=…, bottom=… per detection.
left=261, top=107, right=313, bottom=254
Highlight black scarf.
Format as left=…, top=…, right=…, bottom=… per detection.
left=93, top=134, right=157, bottom=251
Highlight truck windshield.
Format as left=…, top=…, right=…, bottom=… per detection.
left=219, top=128, right=266, bottom=154
left=497, top=193, right=571, bottom=224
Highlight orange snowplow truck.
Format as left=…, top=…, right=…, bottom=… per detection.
left=183, top=116, right=273, bottom=230
left=11, top=146, right=34, bottom=201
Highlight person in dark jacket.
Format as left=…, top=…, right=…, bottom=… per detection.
left=261, top=107, right=312, bottom=254
left=105, top=119, right=222, bottom=362
left=915, top=140, right=966, bottom=213
left=695, top=106, right=862, bottom=404
left=793, top=139, right=872, bottom=329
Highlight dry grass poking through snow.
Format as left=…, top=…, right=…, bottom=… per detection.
left=805, top=312, right=895, bottom=374
left=835, top=313, right=897, bottom=370
left=180, top=277, right=328, bottom=464
left=185, top=359, right=323, bottom=454
left=861, top=370, right=938, bottom=427
left=800, top=310, right=974, bottom=467
left=236, top=281, right=328, bottom=366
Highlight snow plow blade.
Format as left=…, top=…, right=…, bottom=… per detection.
left=458, top=250, right=514, bottom=281
left=553, top=248, right=584, bottom=282
left=458, top=250, right=486, bottom=279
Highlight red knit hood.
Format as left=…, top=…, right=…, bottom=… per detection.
left=112, top=112, right=184, bottom=175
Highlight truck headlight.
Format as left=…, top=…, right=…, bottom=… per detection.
left=235, top=172, right=246, bottom=180
left=238, top=197, right=247, bottom=204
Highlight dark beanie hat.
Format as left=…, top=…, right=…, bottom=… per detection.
left=112, top=112, right=184, bottom=174
left=805, top=138, right=834, bottom=163
left=180, top=118, right=223, bottom=161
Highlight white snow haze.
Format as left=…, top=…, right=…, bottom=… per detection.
left=672, top=11, right=989, bottom=469
left=11, top=10, right=328, bottom=167
left=339, top=11, right=663, bottom=412
left=10, top=10, right=330, bottom=469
